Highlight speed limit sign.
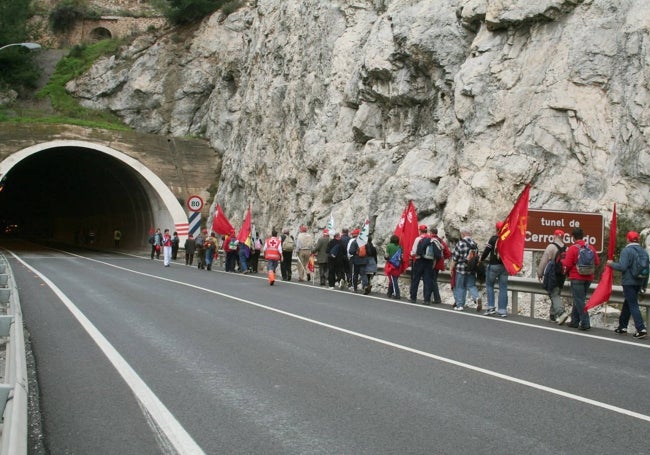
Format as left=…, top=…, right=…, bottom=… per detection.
left=186, top=195, right=204, bottom=212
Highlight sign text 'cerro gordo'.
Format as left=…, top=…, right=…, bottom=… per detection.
left=525, top=209, right=604, bottom=252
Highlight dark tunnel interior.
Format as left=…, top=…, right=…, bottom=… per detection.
left=0, top=146, right=155, bottom=248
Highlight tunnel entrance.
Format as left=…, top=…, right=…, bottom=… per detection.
left=0, top=141, right=188, bottom=249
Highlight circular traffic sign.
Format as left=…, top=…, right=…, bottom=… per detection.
left=186, top=195, right=204, bottom=212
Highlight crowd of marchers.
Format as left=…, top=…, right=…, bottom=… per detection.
left=147, top=223, right=649, bottom=340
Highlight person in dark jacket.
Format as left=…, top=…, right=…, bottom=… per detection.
left=327, top=233, right=346, bottom=289
left=608, top=231, right=648, bottom=339
left=184, top=234, right=196, bottom=266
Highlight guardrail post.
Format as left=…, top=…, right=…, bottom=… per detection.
left=511, top=291, right=518, bottom=315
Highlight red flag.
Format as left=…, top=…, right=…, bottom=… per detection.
left=394, top=200, right=418, bottom=273
left=585, top=204, right=616, bottom=312
left=497, top=184, right=530, bottom=275
left=212, top=204, right=234, bottom=235
left=236, top=205, right=252, bottom=244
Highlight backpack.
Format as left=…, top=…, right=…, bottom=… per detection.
left=630, top=245, right=650, bottom=279
left=576, top=244, right=596, bottom=275
left=416, top=237, right=431, bottom=258
left=388, top=247, right=402, bottom=268
left=358, top=243, right=367, bottom=257
left=424, top=238, right=442, bottom=260
left=282, top=235, right=295, bottom=251
left=542, top=243, right=567, bottom=292
left=228, top=237, right=238, bottom=250
left=463, top=239, right=480, bottom=273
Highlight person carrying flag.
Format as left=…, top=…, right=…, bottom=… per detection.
left=608, top=231, right=648, bottom=339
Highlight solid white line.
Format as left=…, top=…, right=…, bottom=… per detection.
left=55, top=251, right=650, bottom=424
left=9, top=252, right=205, bottom=455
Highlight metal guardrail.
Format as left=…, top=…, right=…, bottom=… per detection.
left=0, top=255, right=28, bottom=455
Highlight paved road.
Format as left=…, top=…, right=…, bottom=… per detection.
left=5, top=242, right=650, bottom=454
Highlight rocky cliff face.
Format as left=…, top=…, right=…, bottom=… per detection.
left=66, top=0, right=650, bottom=243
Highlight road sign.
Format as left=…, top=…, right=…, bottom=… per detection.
left=526, top=209, right=604, bottom=252
left=186, top=195, right=204, bottom=212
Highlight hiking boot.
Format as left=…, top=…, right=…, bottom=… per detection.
left=476, top=298, right=483, bottom=312
left=578, top=324, right=590, bottom=331
left=484, top=308, right=497, bottom=316
left=556, top=312, right=569, bottom=326
left=614, top=327, right=627, bottom=334
left=633, top=330, right=648, bottom=339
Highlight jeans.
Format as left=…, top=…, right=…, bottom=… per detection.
left=569, top=280, right=591, bottom=328
left=239, top=250, right=248, bottom=272
left=353, top=263, right=368, bottom=290
left=432, top=269, right=442, bottom=303
left=619, top=284, right=646, bottom=332
left=388, top=275, right=400, bottom=298
left=454, top=272, right=479, bottom=307
left=486, top=263, right=508, bottom=314
left=410, top=259, right=433, bottom=302
left=548, top=286, right=565, bottom=318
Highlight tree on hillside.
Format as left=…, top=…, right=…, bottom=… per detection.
left=155, top=0, right=243, bottom=25
left=0, top=0, right=40, bottom=91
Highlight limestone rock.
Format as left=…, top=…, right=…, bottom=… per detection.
left=67, top=0, right=650, bottom=249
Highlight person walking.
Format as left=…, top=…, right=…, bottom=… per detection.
left=561, top=227, right=600, bottom=330
left=280, top=229, right=295, bottom=280
left=608, top=231, right=648, bottom=339
left=481, top=222, right=509, bottom=316
left=162, top=229, right=173, bottom=267
left=431, top=228, right=451, bottom=304
left=312, top=229, right=331, bottom=286
left=384, top=234, right=403, bottom=299
left=224, top=229, right=238, bottom=272
left=327, top=232, right=346, bottom=289
left=263, top=229, right=283, bottom=285
left=296, top=225, right=314, bottom=282
left=450, top=227, right=481, bottom=311
left=250, top=232, right=263, bottom=273
left=171, top=232, right=180, bottom=260
left=149, top=228, right=162, bottom=260
left=184, top=233, right=196, bottom=266
left=113, top=228, right=122, bottom=248
left=409, top=225, right=435, bottom=305
left=204, top=232, right=218, bottom=271
left=195, top=230, right=206, bottom=270
left=536, top=229, right=568, bottom=323
left=349, top=231, right=370, bottom=293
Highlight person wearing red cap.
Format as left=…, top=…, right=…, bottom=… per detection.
left=536, top=229, right=568, bottom=324
left=296, top=225, right=314, bottom=282
left=607, top=231, right=648, bottom=339
left=409, top=224, right=435, bottom=305
left=561, top=227, right=600, bottom=330
left=312, top=229, right=331, bottom=285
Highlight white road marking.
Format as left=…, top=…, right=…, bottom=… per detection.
left=10, top=252, right=206, bottom=455
left=49, top=250, right=650, bottom=424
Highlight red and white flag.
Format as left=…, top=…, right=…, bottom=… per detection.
left=497, top=184, right=530, bottom=275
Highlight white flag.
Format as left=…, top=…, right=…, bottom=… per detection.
left=327, top=212, right=335, bottom=232
left=357, top=219, right=370, bottom=246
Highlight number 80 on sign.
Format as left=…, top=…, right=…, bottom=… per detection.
left=187, top=195, right=204, bottom=212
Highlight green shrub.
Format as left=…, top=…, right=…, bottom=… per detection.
left=49, top=0, right=87, bottom=34
left=157, top=0, right=242, bottom=26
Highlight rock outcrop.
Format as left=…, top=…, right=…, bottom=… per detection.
left=66, top=0, right=650, bottom=245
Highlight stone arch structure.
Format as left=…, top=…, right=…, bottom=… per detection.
left=90, top=27, right=112, bottom=41
left=0, top=140, right=189, bottom=249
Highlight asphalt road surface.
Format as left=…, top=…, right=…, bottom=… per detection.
left=4, top=242, right=649, bottom=454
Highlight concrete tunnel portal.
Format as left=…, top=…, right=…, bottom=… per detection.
left=0, top=140, right=188, bottom=249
